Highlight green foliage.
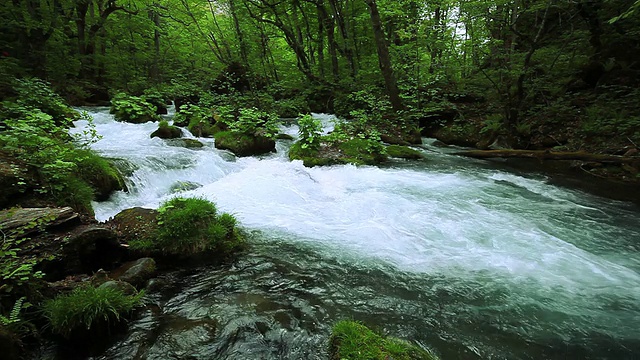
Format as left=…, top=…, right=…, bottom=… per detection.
left=43, top=286, right=143, bottom=337
left=152, top=197, right=244, bottom=256
left=219, top=107, right=281, bottom=139
left=110, top=93, right=159, bottom=124
left=174, top=104, right=208, bottom=127
left=0, top=82, right=107, bottom=212
left=330, top=320, right=439, bottom=360
left=11, top=78, right=77, bottom=127
left=480, top=114, right=504, bottom=135
left=0, top=231, right=44, bottom=300
left=297, top=114, right=323, bottom=150
left=273, top=97, right=310, bottom=118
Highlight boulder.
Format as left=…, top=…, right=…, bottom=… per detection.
left=214, top=131, right=276, bottom=157
left=109, top=207, right=159, bottom=244
left=61, top=225, right=124, bottom=274
left=165, top=139, right=205, bottom=149
left=386, top=145, right=424, bottom=160
left=112, top=258, right=157, bottom=288
left=151, top=124, right=182, bottom=139
left=98, top=280, right=138, bottom=296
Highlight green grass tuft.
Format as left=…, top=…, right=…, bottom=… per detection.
left=43, top=286, right=143, bottom=337
left=329, top=320, right=439, bottom=360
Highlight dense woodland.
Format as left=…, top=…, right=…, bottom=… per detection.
left=1, top=0, right=640, bottom=358
left=1, top=0, right=639, bottom=150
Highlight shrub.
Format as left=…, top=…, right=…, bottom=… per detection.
left=154, top=197, right=244, bottom=255
left=174, top=103, right=208, bottom=128
left=110, top=93, right=159, bottom=123
left=329, top=320, right=439, bottom=360
left=43, top=286, right=143, bottom=337
left=297, top=114, right=323, bottom=151
left=219, top=107, right=280, bottom=139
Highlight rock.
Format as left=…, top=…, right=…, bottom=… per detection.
left=386, top=145, right=424, bottom=160
left=108, top=207, right=159, bottom=244
left=276, top=133, right=295, bottom=141
left=165, top=138, right=205, bottom=149
left=0, top=207, right=78, bottom=238
left=84, top=162, right=128, bottom=202
left=151, top=124, right=182, bottom=139
left=62, top=225, right=124, bottom=274
left=214, top=131, right=276, bottom=157
left=170, top=181, right=202, bottom=193
left=98, top=280, right=138, bottom=296
left=0, top=154, right=31, bottom=209
left=0, top=325, right=20, bottom=360
left=113, top=258, right=157, bottom=288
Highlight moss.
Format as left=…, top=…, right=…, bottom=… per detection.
left=151, top=121, right=182, bottom=139
left=72, top=150, right=127, bottom=201
left=43, top=285, right=143, bottom=337
left=338, top=139, right=388, bottom=165
left=111, top=208, right=159, bottom=247
left=214, top=131, right=276, bottom=157
left=386, top=145, right=424, bottom=160
left=276, top=133, right=295, bottom=140
left=288, top=142, right=336, bottom=167
left=329, top=321, right=439, bottom=360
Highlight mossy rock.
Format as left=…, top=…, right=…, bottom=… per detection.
left=74, top=151, right=127, bottom=201
left=338, top=138, right=388, bottom=165
left=386, top=145, right=424, bottom=160
left=109, top=207, right=159, bottom=246
left=276, top=133, right=295, bottom=141
left=188, top=120, right=218, bottom=138
left=214, top=131, right=276, bottom=157
left=151, top=124, right=182, bottom=139
left=329, top=321, right=439, bottom=360
left=288, top=142, right=337, bottom=167
left=165, top=139, right=205, bottom=149
left=289, top=139, right=387, bottom=167
left=113, top=111, right=158, bottom=124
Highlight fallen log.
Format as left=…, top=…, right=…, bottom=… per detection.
left=455, top=149, right=640, bottom=164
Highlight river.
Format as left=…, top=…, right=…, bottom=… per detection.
left=63, top=107, right=640, bottom=359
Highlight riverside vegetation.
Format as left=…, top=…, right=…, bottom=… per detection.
left=1, top=0, right=640, bottom=358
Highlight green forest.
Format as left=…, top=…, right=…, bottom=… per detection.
left=1, top=0, right=640, bottom=359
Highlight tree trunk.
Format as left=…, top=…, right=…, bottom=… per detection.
left=364, top=0, right=403, bottom=111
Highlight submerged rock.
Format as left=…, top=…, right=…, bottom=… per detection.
left=165, top=138, right=205, bottom=149
left=170, top=180, right=202, bottom=193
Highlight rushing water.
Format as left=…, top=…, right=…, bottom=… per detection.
left=63, top=108, right=640, bottom=359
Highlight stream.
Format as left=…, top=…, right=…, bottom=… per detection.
left=60, top=107, right=640, bottom=359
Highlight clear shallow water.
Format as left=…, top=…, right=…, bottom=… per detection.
left=65, top=108, right=640, bottom=359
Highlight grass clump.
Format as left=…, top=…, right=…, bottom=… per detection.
left=43, top=286, right=143, bottom=337
left=152, top=197, right=244, bottom=256
left=329, top=320, right=439, bottom=360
